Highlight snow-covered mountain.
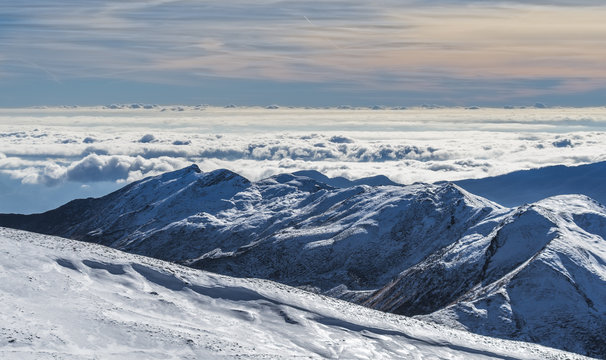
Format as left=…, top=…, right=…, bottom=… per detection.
left=365, top=195, right=606, bottom=357
left=1, top=165, right=605, bottom=357
left=0, top=227, right=589, bottom=359
left=454, top=161, right=606, bottom=207
left=291, top=170, right=400, bottom=188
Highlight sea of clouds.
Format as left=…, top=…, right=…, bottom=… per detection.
left=1, top=106, right=605, bottom=213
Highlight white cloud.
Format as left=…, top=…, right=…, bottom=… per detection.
left=2, top=154, right=188, bottom=186
left=66, top=155, right=133, bottom=183
left=138, top=134, right=157, bottom=143
left=552, top=138, right=573, bottom=148
left=328, top=135, right=354, bottom=144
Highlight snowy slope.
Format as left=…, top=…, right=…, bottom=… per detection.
left=0, top=227, right=588, bottom=360
left=454, top=161, right=606, bottom=207
left=365, top=195, right=606, bottom=358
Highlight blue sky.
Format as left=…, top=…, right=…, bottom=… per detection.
left=2, top=0, right=606, bottom=106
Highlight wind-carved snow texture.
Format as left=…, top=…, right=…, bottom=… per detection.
left=1, top=165, right=605, bottom=357
left=0, top=228, right=588, bottom=359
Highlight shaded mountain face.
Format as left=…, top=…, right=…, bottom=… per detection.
left=1, top=165, right=605, bottom=357
left=454, top=161, right=606, bottom=207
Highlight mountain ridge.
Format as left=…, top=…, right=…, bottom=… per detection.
left=453, top=161, right=606, bottom=207
left=365, top=194, right=606, bottom=357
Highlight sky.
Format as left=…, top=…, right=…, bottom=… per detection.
left=2, top=1, right=606, bottom=107
left=2, top=106, right=606, bottom=213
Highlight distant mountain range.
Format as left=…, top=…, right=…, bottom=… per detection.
left=453, top=161, right=606, bottom=207
left=289, top=161, right=606, bottom=208
left=291, top=170, right=400, bottom=188
left=1, top=164, right=604, bottom=357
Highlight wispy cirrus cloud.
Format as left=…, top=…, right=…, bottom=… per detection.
left=2, top=1, right=606, bottom=105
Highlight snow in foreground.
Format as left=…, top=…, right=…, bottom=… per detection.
left=0, top=228, right=586, bottom=360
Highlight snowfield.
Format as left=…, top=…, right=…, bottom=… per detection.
left=0, top=227, right=589, bottom=359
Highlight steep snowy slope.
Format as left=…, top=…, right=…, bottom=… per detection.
left=0, top=165, right=502, bottom=300
left=365, top=195, right=606, bottom=358
left=1, top=227, right=586, bottom=360
left=454, top=161, right=606, bottom=207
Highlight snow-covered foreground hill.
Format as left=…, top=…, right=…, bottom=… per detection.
left=1, top=165, right=605, bottom=357
left=0, top=227, right=584, bottom=360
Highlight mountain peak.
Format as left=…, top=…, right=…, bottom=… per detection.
left=170, top=163, right=201, bottom=177
left=188, top=163, right=202, bottom=173
left=139, top=164, right=202, bottom=186
left=195, top=168, right=250, bottom=188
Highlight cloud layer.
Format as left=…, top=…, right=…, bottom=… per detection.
left=2, top=106, right=606, bottom=212
left=2, top=107, right=605, bottom=187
